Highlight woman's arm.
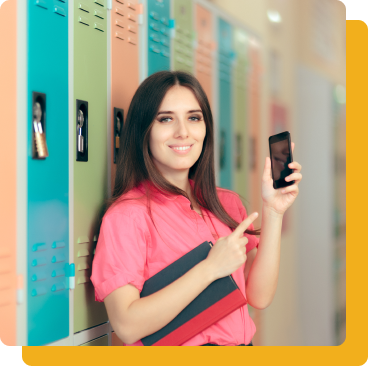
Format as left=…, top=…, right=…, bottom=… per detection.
left=245, top=145, right=302, bottom=309
left=245, top=208, right=283, bottom=309
left=104, top=260, right=214, bottom=345
left=105, top=213, right=258, bottom=345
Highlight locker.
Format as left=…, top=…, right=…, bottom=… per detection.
left=248, top=43, right=262, bottom=219
left=27, top=0, right=69, bottom=346
left=147, top=0, right=171, bottom=75
left=110, top=0, right=140, bottom=192
left=173, top=0, right=193, bottom=74
left=217, top=18, right=233, bottom=190
left=0, top=0, right=17, bottom=346
left=195, top=4, right=213, bottom=106
left=80, top=334, right=108, bottom=346
left=233, top=28, right=249, bottom=198
left=73, top=0, right=109, bottom=333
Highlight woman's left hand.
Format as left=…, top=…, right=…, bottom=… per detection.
left=261, top=142, right=302, bottom=215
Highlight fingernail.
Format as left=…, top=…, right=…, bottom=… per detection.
left=282, top=189, right=286, bottom=193
left=254, top=212, right=258, bottom=217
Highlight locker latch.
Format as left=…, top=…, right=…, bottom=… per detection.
left=77, top=110, right=85, bottom=153
left=33, top=102, right=49, bottom=158
left=115, top=116, right=121, bottom=150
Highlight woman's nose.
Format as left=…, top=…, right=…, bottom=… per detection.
left=174, top=118, right=189, bottom=138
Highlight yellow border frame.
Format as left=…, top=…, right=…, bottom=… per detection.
left=20, top=19, right=367, bottom=366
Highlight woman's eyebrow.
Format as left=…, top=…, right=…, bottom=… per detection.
left=156, top=109, right=203, bottom=115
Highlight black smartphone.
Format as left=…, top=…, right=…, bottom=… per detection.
left=268, top=131, right=294, bottom=189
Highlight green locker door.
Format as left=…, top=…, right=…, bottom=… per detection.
left=73, top=0, right=108, bottom=333
left=233, top=28, right=249, bottom=198
left=80, top=334, right=108, bottom=346
left=173, top=0, right=193, bottom=73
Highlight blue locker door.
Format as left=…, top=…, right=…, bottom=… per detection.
left=218, top=18, right=233, bottom=189
left=147, top=0, right=171, bottom=75
left=27, top=0, right=69, bottom=346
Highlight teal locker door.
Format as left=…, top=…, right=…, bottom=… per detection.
left=147, top=0, right=171, bottom=75
left=27, top=0, right=69, bottom=346
left=218, top=18, right=233, bottom=189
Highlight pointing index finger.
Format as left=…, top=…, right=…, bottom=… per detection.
left=230, top=212, right=259, bottom=239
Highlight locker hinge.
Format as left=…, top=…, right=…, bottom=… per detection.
left=16, top=274, right=24, bottom=304
left=69, top=263, right=75, bottom=290
left=107, top=0, right=112, bottom=10
left=138, top=3, right=143, bottom=25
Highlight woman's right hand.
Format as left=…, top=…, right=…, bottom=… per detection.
left=204, top=212, right=259, bottom=280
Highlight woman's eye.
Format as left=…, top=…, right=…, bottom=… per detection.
left=159, top=117, right=172, bottom=123
left=189, top=115, right=202, bottom=121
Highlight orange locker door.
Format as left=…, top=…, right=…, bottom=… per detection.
left=110, top=0, right=140, bottom=192
left=195, top=4, right=213, bottom=107
left=0, top=0, right=17, bottom=346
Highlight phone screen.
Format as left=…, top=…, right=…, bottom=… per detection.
left=269, top=135, right=293, bottom=188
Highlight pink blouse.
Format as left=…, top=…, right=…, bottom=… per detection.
left=91, top=180, right=259, bottom=346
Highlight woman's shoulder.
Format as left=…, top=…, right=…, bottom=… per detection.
left=216, top=186, right=242, bottom=206
left=104, top=186, right=149, bottom=220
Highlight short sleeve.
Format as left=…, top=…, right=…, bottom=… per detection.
left=235, top=197, right=260, bottom=254
left=90, top=210, right=149, bottom=302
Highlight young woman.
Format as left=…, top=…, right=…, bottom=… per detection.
left=91, top=71, right=302, bottom=346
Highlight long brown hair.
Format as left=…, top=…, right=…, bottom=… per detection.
left=108, top=71, right=259, bottom=236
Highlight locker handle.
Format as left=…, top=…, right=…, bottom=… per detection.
left=149, top=45, right=160, bottom=54
left=94, top=0, right=105, bottom=7
left=51, top=283, right=65, bottom=292
left=53, top=5, right=66, bottom=16
left=77, top=263, right=90, bottom=271
left=77, top=249, right=90, bottom=257
left=78, top=3, right=90, bottom=12
left=94, top=9, right=104, bottom=19
left=34, top=0, right=48, bottom=9
left=94, top=22, right=105, bottom=32
left=115, top=19, right=124, bottom=28
left=52, top=240, right=66, bottom=249
left=115, top=31, right=124, bottom=40
left=115, top=7, right=124, bottom=16
left=32, top=243, right=47, bottom=252
left=78, top=16, right=90, bottom=26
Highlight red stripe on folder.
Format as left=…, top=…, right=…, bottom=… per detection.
left=153, top=289, right=246, bottom=346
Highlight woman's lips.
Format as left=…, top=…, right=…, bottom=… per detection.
left=168, top=144, right=194, bottom=154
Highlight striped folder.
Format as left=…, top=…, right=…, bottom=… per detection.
left=140, top=241, right=247, bottom=346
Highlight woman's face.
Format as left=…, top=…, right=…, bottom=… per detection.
left=149, top=85, right=206, bottom=178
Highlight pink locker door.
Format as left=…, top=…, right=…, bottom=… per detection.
left=111, top=0, right=140, bottom=192
left=195, top=4, right=213, bottom=107
left=0, top=0, right=17, bottom=346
